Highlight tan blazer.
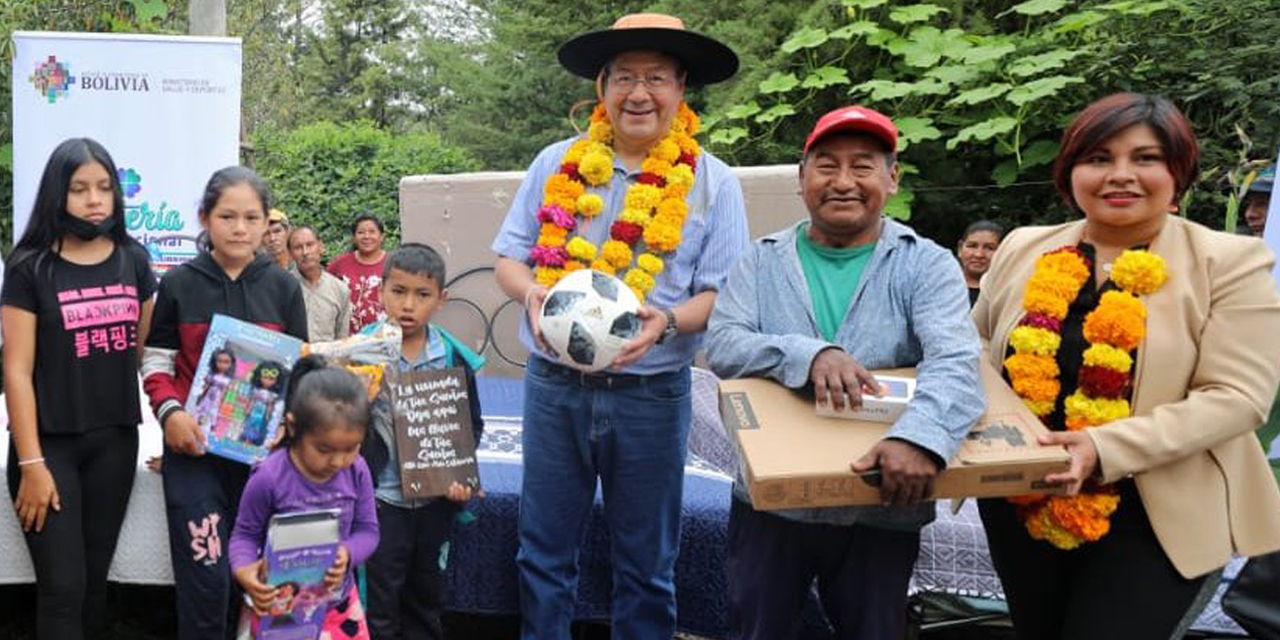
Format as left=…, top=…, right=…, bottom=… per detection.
left=973, top=215, right=1280, bottom=578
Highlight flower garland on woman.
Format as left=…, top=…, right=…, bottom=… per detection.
left=1004, top=246, right=1168, bottom=549
left=530, top=102, right=701, bottom=302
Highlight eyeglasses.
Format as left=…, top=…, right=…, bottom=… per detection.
left=608, top=72, right=678, bottom=93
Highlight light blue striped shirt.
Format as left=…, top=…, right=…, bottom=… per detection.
left=706, top=219, right=985, bottom=529
left=491, top=136, right=750, bottom=375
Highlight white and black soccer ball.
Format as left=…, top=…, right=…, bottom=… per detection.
left=538, top=269, right=642, bottom=372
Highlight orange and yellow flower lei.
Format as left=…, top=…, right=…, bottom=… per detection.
left=1004, top=246, right=1168, bottom=550
left=530, top=102, right=701, bottom=302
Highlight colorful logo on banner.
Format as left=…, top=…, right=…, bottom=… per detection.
left=30, top=55, right=75, bottom=103
left=118, top=166, right=196, bottom=273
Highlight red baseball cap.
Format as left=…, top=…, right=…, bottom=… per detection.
left=803, top=106, right=898, bottom=157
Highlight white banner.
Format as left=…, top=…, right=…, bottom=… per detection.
left=11, top=31, right=241, bottom=273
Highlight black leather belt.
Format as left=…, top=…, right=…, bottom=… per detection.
left=534, top=358, right=645, bottom=390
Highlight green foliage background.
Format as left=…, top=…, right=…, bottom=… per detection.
left=2, top=0, right=1280, bottom=252
left=250, top=121, right=477, bottom=258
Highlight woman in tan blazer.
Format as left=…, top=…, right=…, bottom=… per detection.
left=973, top=93, right=1280, bottom=639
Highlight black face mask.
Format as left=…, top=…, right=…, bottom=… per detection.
left=61, top=213, right=117, bottom=241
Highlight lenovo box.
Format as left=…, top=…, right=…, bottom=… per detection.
left=719, top=361, right=1071, bottom=510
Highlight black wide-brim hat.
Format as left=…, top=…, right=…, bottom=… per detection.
left=557, top=13, right=739, bottom=86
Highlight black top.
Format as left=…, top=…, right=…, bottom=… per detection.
left=2, top=241, right=156, bottom=434
left=968, top=286, right=981, bottom=308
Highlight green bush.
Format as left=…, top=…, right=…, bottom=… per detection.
left=251, top=121, right=477, bottom=259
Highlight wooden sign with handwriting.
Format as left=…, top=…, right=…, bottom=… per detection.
left=392, top=367, right=480, bottom=499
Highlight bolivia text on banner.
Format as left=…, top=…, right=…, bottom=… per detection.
left=11, top=31, right=242, bottom=274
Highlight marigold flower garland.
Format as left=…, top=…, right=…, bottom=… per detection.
left=1004, top=247, right=1168, bottom=550
left=530, top=102, right=702, bottom=301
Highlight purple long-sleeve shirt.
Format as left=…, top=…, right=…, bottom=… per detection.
left=229, top=448, right=380, bottom=588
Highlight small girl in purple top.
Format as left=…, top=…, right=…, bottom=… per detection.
left=229, top=355, right=380, bottom=639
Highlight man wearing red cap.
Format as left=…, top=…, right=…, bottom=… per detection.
left=490, top=13, right=749, bottom=640
left=706, top=105, right=984, bottom=639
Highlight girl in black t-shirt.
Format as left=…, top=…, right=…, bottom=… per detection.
left=3, top=137, right=157, bottom=639
left=141, top=167, right=307, bottom=639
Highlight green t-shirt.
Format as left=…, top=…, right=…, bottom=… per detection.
left=796, top=223, right=876, bottom=342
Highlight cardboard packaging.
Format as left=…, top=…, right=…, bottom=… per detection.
left=815, top=375, right=916, bottom=423
left=719, top=361, right=1071, bottom=510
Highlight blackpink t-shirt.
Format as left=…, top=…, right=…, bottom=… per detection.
left=327, top=252, right=386, bottom=333
left=1, top=242, right=156, bottom=434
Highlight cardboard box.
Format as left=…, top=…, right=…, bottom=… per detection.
left=815, top=375, right=916, bottom=423
left=719, top=361, right=1071, bottom=510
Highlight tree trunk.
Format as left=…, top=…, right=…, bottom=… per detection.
left=189, top=0, right=227, bottom=36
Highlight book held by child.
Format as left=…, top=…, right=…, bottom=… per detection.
left=258, top=509, right=342, bottom=640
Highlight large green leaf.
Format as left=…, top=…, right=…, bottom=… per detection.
left=709, top=127, right=749, bottom=146
left=1007, top=49, right=1087, bottom=77
left=1053, top=10, right=1108, bottom=32
left=958, top=43, right=1017, bottom=65
left=888, top=4, right=948, bottom=24
left=925, top=64, right=985, bottom=87
left=947, top=83, right=1012, bottom=106
left=759, top=72, right=801, bottom=94
left=894, top=117, right=942, bottom=151
left=992, top=159, right=1020, bottom=185
left=1002, top=0, right=1068, bottom=17
left=895, top=117, right=943, bottom=144
left=125, top=0, right=168, bottom=24
left=850, top=79, right=915, bottom=101
left=1021, top=139, right=1060, bottom=167
left=801, top=66, right=851, bottom=89
left=843, top=0, right=889, bottom=7
left=754, top=104, right=797, bottom=124
left=888, top=26, right=971, bottom=67
left=724, top=101, right=762, bottom=120
left=947, top=116, right=1018, bottom=149
left=884, top=188, right=914, bottom=221
left=1005, top=75, right=1083, bottom=105
left=1099, top=0, right=1172, bottom=13
left=781, top=27, right=830, bottom=53
left=830, top=21, right=882, bottom=40
left=851, top=78, right=948, bottom=100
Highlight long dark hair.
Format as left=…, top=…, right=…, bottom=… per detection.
left=207, top=348, right=237, bottom=375
left=195, top=166, right=272, bottom=253
left=276, top=355, right=369, bottom=449
left=10, top=138, right=134, bottom=268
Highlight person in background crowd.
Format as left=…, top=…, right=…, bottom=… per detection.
left=1242, top=163, right=1275, bottom=237
left=4, top=137, right=157, bottom=640
left=956, top=219, right=1004, bottom=307
left=973, top=92, right=1280, bottom=638
left=142, top=166, right=308, bottom=640
left=288, top=224, right=351, bottom=342
left=264, top=208, right=292, bottom=270
left=706, top=106, right=984, bottom=640
left=491, top=12, right=748, bottom=639
left=328, top=213, right=388, bottom=335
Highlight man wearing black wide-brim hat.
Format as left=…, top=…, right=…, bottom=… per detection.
left=491, top=13, right=749, bottom=640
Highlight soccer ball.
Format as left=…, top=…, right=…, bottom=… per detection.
left=538, top=269, right=642, bottom=372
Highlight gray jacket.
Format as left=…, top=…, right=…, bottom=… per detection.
left=706, top=218, right=985, bottom=528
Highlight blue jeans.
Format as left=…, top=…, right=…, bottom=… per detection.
left=518, top=356, right=692, bottom=640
